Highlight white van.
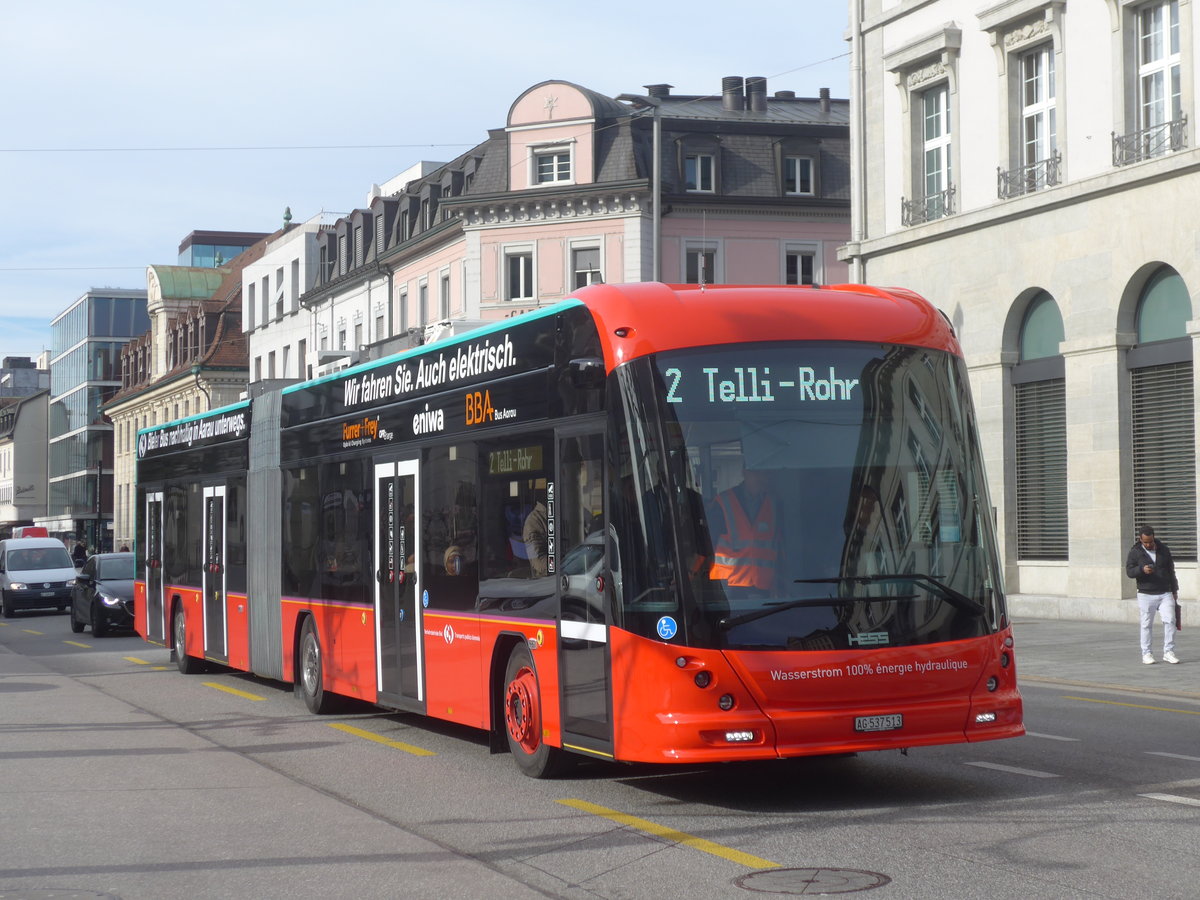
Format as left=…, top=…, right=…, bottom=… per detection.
left=0, top=537, right=78, bottom=617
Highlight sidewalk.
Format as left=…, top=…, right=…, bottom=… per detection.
left=1013, top=617, right=1200, bottom=700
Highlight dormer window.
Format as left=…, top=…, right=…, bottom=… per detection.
left=529, top=141, right=574, bottom=186
left=685, top=153, right=715, bottom=192
left=784, top=156, right=814, bottom=195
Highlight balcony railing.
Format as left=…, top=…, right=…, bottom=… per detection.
left=1112, top=116, right=1188, bottom=166
left=997, top=153, right=1062, bottom=199
left=901, top=186, right=956, bottom=226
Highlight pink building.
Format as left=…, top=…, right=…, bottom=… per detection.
left=285, top=76, right=849, bottom=378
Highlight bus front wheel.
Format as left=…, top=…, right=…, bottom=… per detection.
left=503, top=643, right=570, bottom=778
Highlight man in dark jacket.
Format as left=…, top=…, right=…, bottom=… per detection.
left=1124, top=525, right=1179, bottom=664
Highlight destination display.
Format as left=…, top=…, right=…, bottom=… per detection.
left=137, top=404, right=250, bottom=461
left=658, top=343, right=881, bottom=413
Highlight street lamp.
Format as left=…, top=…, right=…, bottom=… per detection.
left=191, top=363, right=211, bottom=412
left=617, top=92, right=662, bottom=282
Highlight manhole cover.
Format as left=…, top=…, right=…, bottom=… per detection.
left=0, top=682, right=59, bottom=693
left=0, top=891, right=119, bottom=899
left=735, top=868, right=891, bottom=895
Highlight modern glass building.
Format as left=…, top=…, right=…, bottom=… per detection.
left=178, top=230, right=268, bottom=268
left=44, top=289, right=149, bottom=551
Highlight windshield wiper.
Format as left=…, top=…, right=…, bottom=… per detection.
left=716, top=593, right=916, bottom=631
left=794, top=573, right=984, bottom=616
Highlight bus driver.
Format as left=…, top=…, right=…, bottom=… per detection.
left=708, top=468, right=780, bottom=596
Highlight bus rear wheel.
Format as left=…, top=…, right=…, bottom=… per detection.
left=173, top=602, right=204, bottom=674
left=297, top=617, right=341, bottom=715
left=503, top=643, right=570, bottom=778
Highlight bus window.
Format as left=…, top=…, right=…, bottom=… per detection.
left=476, top=435, right=555, bottom=613
left=283, top=466, right=319, bottom=599
left=422, top=444, right=479, bottom=611
left=317, top=459, right=372, bottom=605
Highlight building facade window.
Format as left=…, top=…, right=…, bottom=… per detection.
left=1140, top=1, right=1182, bottom=133
left=506, top=252, right=534, bottom=300
left=571, top=247, right=602, bottom=288
left=440, top=272, right=451, bottom=318
left=1129, top=267, right=1195, bottom=559
left=922, top=84, right=952, bottom=217
left=533, top=147, right=571, bottom=184
left=684, top=154, right=714, bottom=192
left=684, top=244, right=717, bottom=284
left=419, top=282, right=429, bottom=324
left=1012, top=292, right=1067, bottom=561
left=997, top=42, right=1061, bottom=197
left=783, top=156, right=814, bottom=195
left=784, top=248, right=816, bottom=285
left=1116, top=0, right=1187, bottom=164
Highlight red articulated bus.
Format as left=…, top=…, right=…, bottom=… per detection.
left=135, top=283, right=1023, bottom=777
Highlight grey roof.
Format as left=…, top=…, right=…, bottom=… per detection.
left=654, top=96, right=849, bottom=126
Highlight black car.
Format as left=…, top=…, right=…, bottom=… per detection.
left=69, top=553, right=135, bottom=637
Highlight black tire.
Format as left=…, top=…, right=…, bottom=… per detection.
left=69, top=602, right=85, bottom=633
left=297, top=617, right=341, bottom=714
left=502, top=643, right=572, bottom=778
left=91, top=603, right=109, bottom=638
left=172, top=602, right=204, bottom=674
left=1, top=592, right=13, bottom=618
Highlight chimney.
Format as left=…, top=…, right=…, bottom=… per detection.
left=774, top=90, right=796, bottom=100
left=721, top=76, right=745, bottom=112
left=644, top=83, right=673, bottom=99
left=819, top=87, right=831, bottom=114
left=746, top=76, right=768, bottom=112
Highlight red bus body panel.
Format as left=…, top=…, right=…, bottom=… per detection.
left=609, top=626, right=1022, bottom=764
left=225, top=593, right=250, bottom=670
left=581, top=283, right=963, bottom=374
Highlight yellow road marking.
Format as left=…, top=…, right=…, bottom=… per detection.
left=1065, top=695, right=1200, bottom=716
left=202, top=681, right=266, bottom=701
left=125, top=657, right=151, bottom=665
left=327, top=722, right=436, bottom=756
left=63, top=640, right=90, bottom=648
left=22, top=629, right=44, bottom=635
left=557, top=798, right=779, bottom=870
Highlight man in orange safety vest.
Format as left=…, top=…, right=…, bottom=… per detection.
left=709, top=469, right=780, bottom=595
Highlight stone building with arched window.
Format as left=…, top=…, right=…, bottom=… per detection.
left=842, top=0, right=1200, bottom=620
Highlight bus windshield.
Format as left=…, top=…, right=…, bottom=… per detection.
left=612, top=341, right=1005, bottom=652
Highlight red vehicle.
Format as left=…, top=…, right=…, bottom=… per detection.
left=135, top=283, right=1023, bottom=776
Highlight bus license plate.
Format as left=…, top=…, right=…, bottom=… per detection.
left=855, top=714, right=902, bottom=732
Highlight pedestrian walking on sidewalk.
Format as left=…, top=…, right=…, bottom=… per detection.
left=1125, top=525, right=1180, bottom=665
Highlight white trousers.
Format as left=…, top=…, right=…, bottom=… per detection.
left=1138, top=592, right=1176, bottom=656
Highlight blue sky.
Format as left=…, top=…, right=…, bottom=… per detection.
left=0, top=0, right=850, bottom=361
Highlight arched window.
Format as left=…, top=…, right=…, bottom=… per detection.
left=1129, top=267, right=1195, bottom=559
left=1012, top=291, right=1066, bottom=560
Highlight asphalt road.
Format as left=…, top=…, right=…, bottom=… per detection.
left=1, top=613, right=1197, bottom=900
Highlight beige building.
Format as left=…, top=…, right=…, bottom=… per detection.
left=105, top=253, right=262, bottom=549
left=842, top=0, right=1198, bottom=620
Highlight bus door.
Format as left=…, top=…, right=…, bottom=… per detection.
left=373, top=457, right=424, bottom=710
left=202, top=485, right=227, bottom=661
left=556, top=427, right=612, bottom=751
left=145, top=490, right=165, bottom=642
